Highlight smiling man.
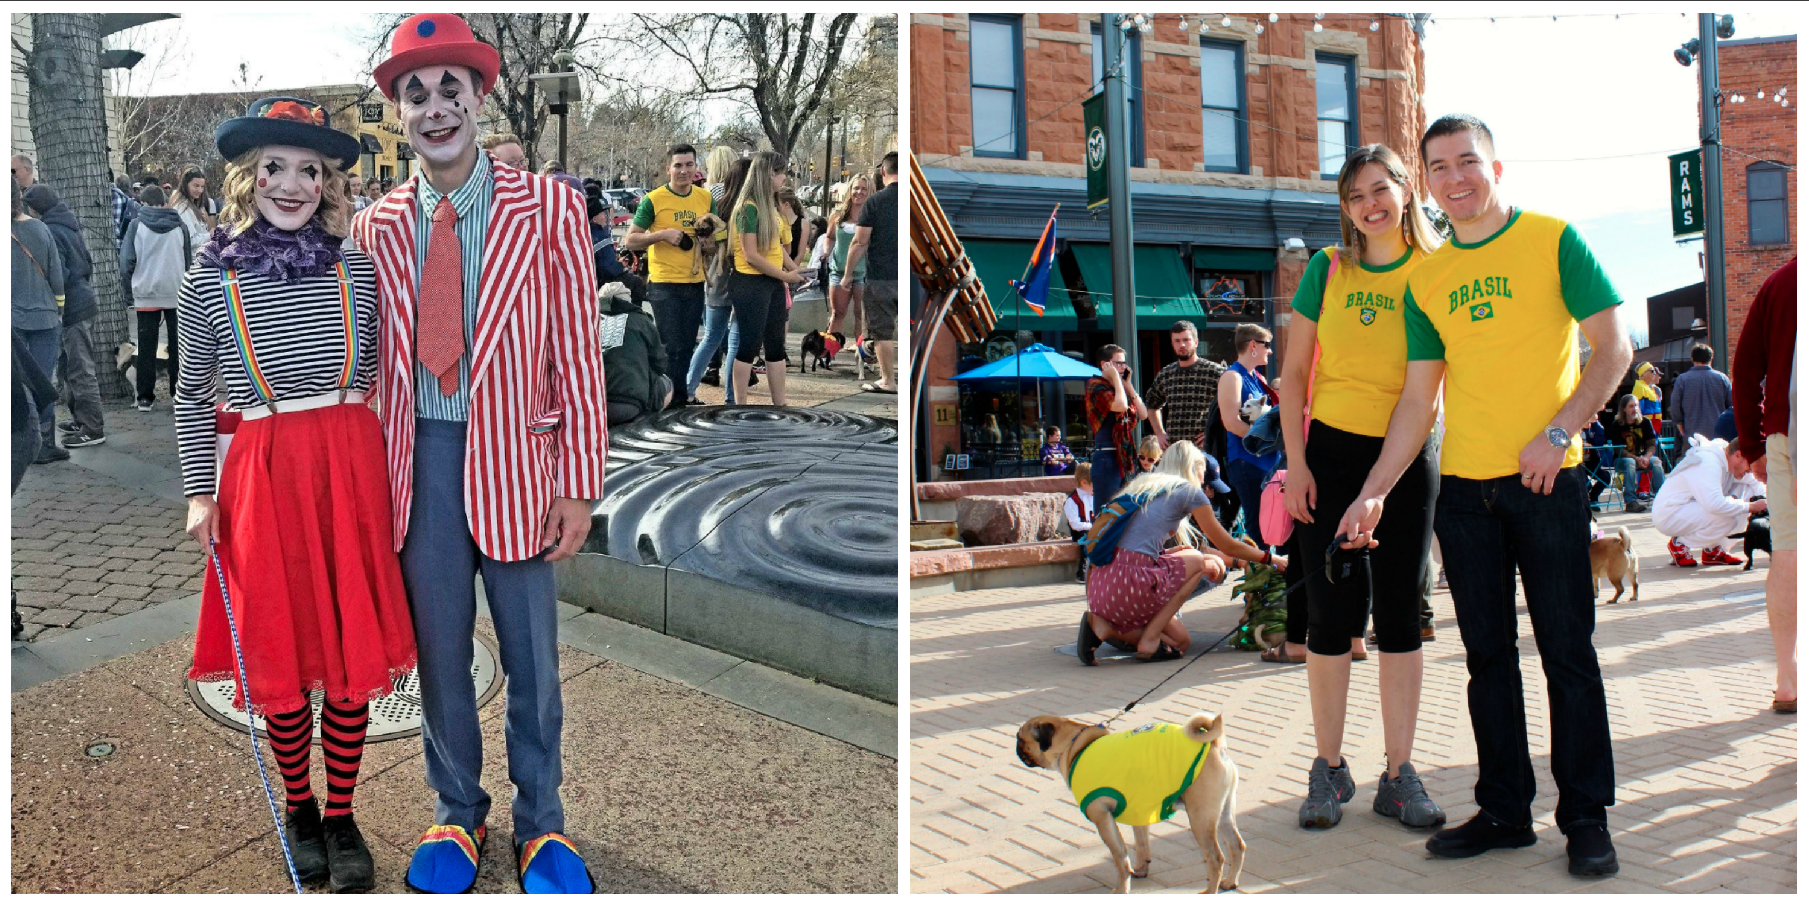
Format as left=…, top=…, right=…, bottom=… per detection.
left=624, top=143, right=712, bottom=408
left=1334, top=114, right=1632, bottom=878
left=355, top=13, right=606, bottom=895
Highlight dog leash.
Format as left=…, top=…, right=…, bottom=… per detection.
left=209, top=539, right=306, bottom=894
left=1099, top=558, right=1333, bottom=730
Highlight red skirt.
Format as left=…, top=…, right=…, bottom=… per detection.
left=1086, top=548, right=1192, bottom=635
left=187, top=403, right=416, bottom=716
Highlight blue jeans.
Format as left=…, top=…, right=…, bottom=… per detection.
left=401, top=419, right=566, bottom=838
left=684, top=305, right=739, bottom=404
left=1613, top=454, right=1666, bottom=496
left=19, top=326, right=61, bottom=447
left=1091, top=441, right=1124, bottom=510
left=1435, top=466, right=1614, bottom=829
left=1224, top=458, right=1272, bottom=550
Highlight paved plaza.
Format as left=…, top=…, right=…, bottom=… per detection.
left=910, top=512, right=1795, bottom=893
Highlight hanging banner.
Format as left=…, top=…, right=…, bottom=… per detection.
left=1670, top=149, right=1704, bottom=238
left=1083, top=92, right=1108, bottom=210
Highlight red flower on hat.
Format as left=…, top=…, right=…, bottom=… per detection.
left=266, top=101, right=326, bottom=127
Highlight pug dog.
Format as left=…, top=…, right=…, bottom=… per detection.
left=800, top=330, right=845, bottom=372
left=1016, top=713, right=1244, bottom=894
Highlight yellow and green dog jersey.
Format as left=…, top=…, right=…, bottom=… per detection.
left=1402, top=209, right=1622, bottom=480
left=1292, top=245, right=1426, bottom=438
left=1066, top=723, right=1211, bottom=826
left=632, top=183, right=713, bottom=284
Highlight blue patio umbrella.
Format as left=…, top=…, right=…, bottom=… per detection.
left=949, top=344, right=1102, bottom=382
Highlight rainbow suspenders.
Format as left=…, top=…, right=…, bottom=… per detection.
left=219, top=252, right=361, bottom=413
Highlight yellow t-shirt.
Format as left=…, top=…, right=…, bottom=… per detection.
left=1291, top=245, right=1425, bottom=438
left=1403, top=209, right=1623, bottom=480
left=1066, top=723, right=1210, bottom=826
left=731, top=202, right=791, bottom=276
left=631, top=184, right=713, bottom=284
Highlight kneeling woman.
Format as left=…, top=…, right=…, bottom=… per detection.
left=1079, top=441, right=1284, bottom=665
left=179, top=97, right=416, bottom=892
left=1279, top=144, right=1443, bottom=832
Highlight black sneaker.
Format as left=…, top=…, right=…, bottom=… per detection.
left=58, top=421, right=78, bottom=433
left=33, top=445, right=70, bottom=464
left=135, top=398, right=154, bottom=412
left=284, top=798, right=331, bottom=885
left=63, top=430, right=106, bottom=448
left=1564, top=821, right=1618, bottom=876
left=700, top=368, right=721, bottom=387
left=322, top=813, right=376, bottom=893
left=1426, top=810, right=1537, bottom=858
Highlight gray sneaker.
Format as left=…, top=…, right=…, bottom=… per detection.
left=1299, top=757, right=1355, bottom=828
left=1374, top=762, right=1446, bottom=828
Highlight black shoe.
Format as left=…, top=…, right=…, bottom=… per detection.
left=700, top=368, right=721, bottom=387
left=58, top=421, right=78, bottom=433
left=1077, top=613, right=1103, bottom=666
left=1564, top=821, right=1618, bottom=876
left=322, top=813, right=376, bottom=893
left=63, top=430, right=106, bottom=448
left=284, top=798, right=331, bottom=885
left=33, top=445, right=70, bottom=464
left=1426, top=810, right=1537, bottom=859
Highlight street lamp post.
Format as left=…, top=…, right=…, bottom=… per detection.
left=822, top=109, right=839, bottom=218
left=1696, top=14, right=1729, bottom=367
left=529, top=50, right=581, bottom=171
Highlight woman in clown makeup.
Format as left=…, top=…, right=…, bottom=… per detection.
left=176, top=96, right=415, bottom=893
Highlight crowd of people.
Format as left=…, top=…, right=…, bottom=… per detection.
left=1068, top=113, right=1796, bottom=880
left=10, top=11, right=905, bottom=893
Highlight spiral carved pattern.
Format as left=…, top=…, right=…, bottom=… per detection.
left=589, top=407, right=898, bottom=627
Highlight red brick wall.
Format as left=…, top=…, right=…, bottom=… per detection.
left=912, top=13, right=1426, bottom=182
left=1715, top=38, right=1796, bottom=369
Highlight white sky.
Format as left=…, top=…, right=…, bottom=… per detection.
left=1418, top=7, right=1799, bottom=340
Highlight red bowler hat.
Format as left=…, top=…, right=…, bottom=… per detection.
left=373, top=13, right=501, bottom=101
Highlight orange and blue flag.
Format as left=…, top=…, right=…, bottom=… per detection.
left=1010, top=207, right=1059, bottom=316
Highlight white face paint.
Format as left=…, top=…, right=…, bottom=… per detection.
left=252, top=146, right=326, bottom=231
left=396, top=65, right=483, bottom=172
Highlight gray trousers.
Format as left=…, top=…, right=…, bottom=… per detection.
left=400, top=418, right=565, bottom=840
left=58, top=319, right=104, bottom=435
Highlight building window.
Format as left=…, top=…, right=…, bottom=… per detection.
left=1315, top=53, right=1357, bottom=179
left=1748, top=161, right=1789, bottom=246
left=1090, top=23, right=1144, bottom=166
left=1199, top=39, right=1246, bottom=173
left=969, top=15, right=1025, bottom=159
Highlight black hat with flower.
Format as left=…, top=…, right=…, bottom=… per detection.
left=214, top=97, right=361, bottom=171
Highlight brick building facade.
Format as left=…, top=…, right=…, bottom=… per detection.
left=1714, top=35, right=1794, bottom=363
left=912, top=12, right=1428, bottom=479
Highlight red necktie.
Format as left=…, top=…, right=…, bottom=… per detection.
left=418, top=197, right=464, bottom=396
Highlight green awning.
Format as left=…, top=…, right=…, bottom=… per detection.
left=962, top=239, right=1078, bottom=332
left=1193, top=247, right=1277, bottom=272
left=1070, top=243, right=1207, bottom=330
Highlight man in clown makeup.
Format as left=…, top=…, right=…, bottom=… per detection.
left=351, top=12, right=607, bottom=895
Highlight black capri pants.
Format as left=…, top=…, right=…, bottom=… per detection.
left=727, top=270, right=790, bottom=365
left=1292, top=420, right=1438, bottom=656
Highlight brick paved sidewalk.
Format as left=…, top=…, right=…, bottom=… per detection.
left=909, top=513, right=1795, bottom=893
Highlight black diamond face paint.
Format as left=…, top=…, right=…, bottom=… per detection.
left=439, top=69, right=461, bottom=88
left=405, top=74, right=425, bottom=93
left=264, top=160, right=281, bottom=176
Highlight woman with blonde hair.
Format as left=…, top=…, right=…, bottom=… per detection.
left=1277, top=143, right=1444, bottom=831
left=727, top=150, right=804, bottom=404
left=176, top=96, right=415, bottom=892
left=1079, top=440, right=1284, bottom=665
left=704, top=144, right=738, bottom=193
left=826, top=175, right=871, bottom=336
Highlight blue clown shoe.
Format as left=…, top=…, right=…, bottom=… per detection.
left=517, top=833, right=596, bottom=894
left=405, top=823, right=485, bottom=894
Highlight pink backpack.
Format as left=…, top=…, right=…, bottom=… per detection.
left=1257, top=252, right=1333, bottom=545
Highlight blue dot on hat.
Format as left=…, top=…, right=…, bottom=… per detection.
left=417, top=18, right=437, bottom=37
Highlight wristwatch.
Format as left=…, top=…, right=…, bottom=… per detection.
left=1545, top=425, right=1571, bottom=448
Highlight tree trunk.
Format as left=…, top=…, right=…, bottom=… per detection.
left=28, top=14, right=132, bottom=402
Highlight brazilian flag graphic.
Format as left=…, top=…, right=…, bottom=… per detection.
left=1470, top=302, right=1494, bottom=322
left=1359, top=308, right=1376, bottom=325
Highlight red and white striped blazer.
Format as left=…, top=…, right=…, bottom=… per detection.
left=351, top=162, right=607, bottom=562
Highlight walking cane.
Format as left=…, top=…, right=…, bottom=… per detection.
left=208, top=538, right=305, bottom=894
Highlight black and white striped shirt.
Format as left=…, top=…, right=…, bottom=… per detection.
left=174, top=251, right=380, bottom=497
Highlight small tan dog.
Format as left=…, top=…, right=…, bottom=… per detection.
left=690, top=212, right=728, bottom=283
left=1589, top=523, right=1640, bottom=604
left=1016, top=713, right=1244, bottom=894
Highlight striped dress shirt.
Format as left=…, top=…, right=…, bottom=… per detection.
left=411, top=152, right=492, bottom=421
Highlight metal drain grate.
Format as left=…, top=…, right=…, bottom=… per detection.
left=187, top=633, right=502, bottom=743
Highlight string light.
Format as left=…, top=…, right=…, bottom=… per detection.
left=1255, top=24, right=1264, bottom=34
left=1370, top=20, right=1380, bottom=32
left=1221, top=15, right=1231, bottom=27
left=1268, top=13, right=1278, bottom=23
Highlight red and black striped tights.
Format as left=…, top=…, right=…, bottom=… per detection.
left=263, top=700, right=370, bottom=817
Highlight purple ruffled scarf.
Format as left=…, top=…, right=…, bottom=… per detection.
left=196, top=217, right=343, bottom=283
